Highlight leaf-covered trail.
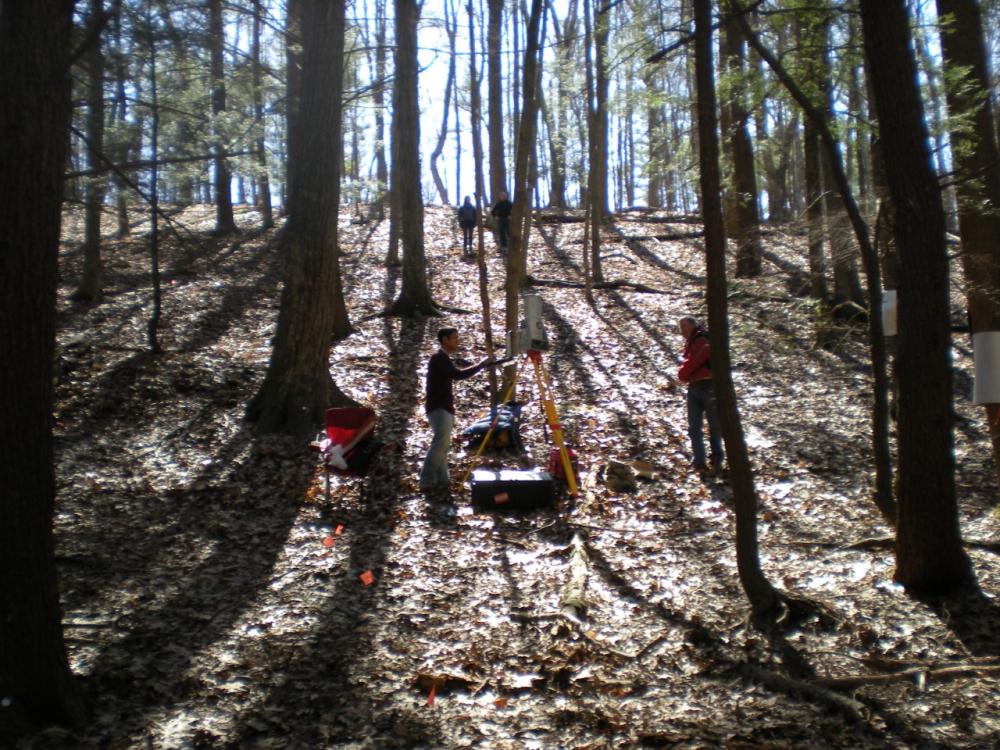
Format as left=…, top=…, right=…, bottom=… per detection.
left=37, top=206, right=1000, bottom=749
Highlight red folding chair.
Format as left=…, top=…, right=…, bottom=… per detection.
left=309, top=407, right=379, bottom=501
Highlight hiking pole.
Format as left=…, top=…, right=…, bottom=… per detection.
left=461, top=358, right=521, bottom=485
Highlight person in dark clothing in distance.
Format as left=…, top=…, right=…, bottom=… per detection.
left=419, top=327, right=493, bottom=491
left=677, top=315, right=724, bottom=475
left=490, top=191, right=513, bottom=255
left=457, top=196, right=477, bottom=259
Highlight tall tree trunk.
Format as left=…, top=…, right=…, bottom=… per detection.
left=148, top=14, right=162, bottom=354
left=721, top=11, right=762, bottom=277
left=372, top=0, right=389, bottom=221
left=539, top=86, right=566, bottom=208
left=488, top=0, right=507, bottom=198
left=389, top=0, right=437, bottom=316
left=430, top=0, right=456, bottom=206
left=812, top=9, right=863, bottom=311
left=468, top=0, right=499, bottom=402
left=284, top=0, right=303, bottom=218
left=796, top=9, right=828, bottom=303
left=246, top=0, right=354, bottom=436
left=693, top=0, right=780, bottom=621
left=209, top=0, right=237, bottom=234
left=111, top=9, right=131, bottom=237
left=624, top=65, right=636, bottom=208
left=453, top=0, right=462, bottom=205
left=584, top=0, right=604, bottom=282
left=915, top=15, right=959, bottom=232
left=644, top=69, right=664, bottom=208
left=505, top=0, right=545, bottom=343
left=936, top=0, right=1000, bottom=494
left=0, top=0, right=91, bottom=732
left=860, top=0, right=970, bottom=593
left=74, top=0, right=108, bottom=302
left=804, top=120, right=828, bottom=302
left=252, top=0, right=273, bottom=229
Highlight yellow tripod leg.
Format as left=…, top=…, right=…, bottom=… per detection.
left=461, top=362, right=520, bottom=485
left=530, top=352, right=578, bottom=495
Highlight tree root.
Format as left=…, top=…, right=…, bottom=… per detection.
left=741, top=664, right=868, bottom=723
left=817, top=662, right=1000, bottom=690
left=782, top=536, right=1000, bottom=554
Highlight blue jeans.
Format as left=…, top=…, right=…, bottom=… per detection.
left=687, top=381, right=723, bottom=468
left=420, top=409, right=454, bottom=487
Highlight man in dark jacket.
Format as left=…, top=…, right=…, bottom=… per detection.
left=677, top=315, right=723, bottom=474
left=490, top=191, right=513, bottom=254
left=419, top=327, right=492, bottom=491
left=457, top=196, right=477, bottom=258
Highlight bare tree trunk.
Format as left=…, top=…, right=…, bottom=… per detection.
left=505, top=0, right=545, bottom=345
left=453, top=0, right=462, bottom=205
left=468, top=0, right=499, bottom=402
left=111, top=8, right=131, bottom=237
left=430, top=0, right=456, bottom=206
left=915, top=15, right=959, bottom=232
left=936, top=0, right=1000, bottom=495
left=372, top=0, right=389, bottom=221
left=644, top=69, right=664, bottom=208
left=804, top=120, right=828, bottom=302
left=246, top=0, right=355, bottom=436
left=284, top=0, right=303, bottom=218
left=693, top=0, right=781, bottom=622
left=488, top=0, right=507, bottom=198
left=584, top=0, right=604, bottom=282
left=148, top=15, right=162, bottom=354
left=539, top=86, right=566, bottom=208
left=389, top=0, right=437, bottom=315
left=721, top=10, right=763, bottom=277
left=252, top=0, right=273, bottom=229
left=861, top=0, right=970, bottom=593
left=0, top=1, right=91, bottom=734
left=74, top=0, right=107, bottom=302
left=209, top=0, right=237, bottom=234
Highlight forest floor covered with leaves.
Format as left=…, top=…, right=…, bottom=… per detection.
left=21, top=204, right=1000, bottom=749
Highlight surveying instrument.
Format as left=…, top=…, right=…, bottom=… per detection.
left=463, top=294, right=579, bottom=496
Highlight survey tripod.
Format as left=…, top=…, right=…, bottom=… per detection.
left=462, top=349, right=579, bottom=495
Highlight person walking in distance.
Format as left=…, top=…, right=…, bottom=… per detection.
left=677, top=315, right=724, bottom=475
left=420, top=327, right=493, bottom=492
left=490, top=190, right=513, bottom=255
left=457, top=196, right=477, bottom=259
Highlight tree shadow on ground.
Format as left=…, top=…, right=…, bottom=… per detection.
left=227, top=316, right=428, bottom=745
left=60, top=426, right=315, bottom=744
left=928, top=580, right=1000, bottom=660
left=605, top=223, right=703, bottom=284
left=760, top=248, right=811, bottom=297
left=54, top=230, right=281, bottom=442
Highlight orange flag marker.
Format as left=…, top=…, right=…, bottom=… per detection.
left=335, top=524, right=345, bottom=536
left=322, top=536, right=335, bottom=548
left=359, top=570, right=375, bottom=586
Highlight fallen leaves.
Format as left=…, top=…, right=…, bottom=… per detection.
left=43, top=205, right=1000, bottom=750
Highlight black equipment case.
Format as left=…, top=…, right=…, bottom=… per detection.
left=470, top=468, right=555, bottom=511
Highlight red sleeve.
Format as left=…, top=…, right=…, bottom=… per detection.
left=678, top=337, right=710, bottom=382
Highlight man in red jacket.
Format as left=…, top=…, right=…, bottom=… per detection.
left=419, top=327, right=492, bottom=492
left=677, top=315, right=723, bottom=474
